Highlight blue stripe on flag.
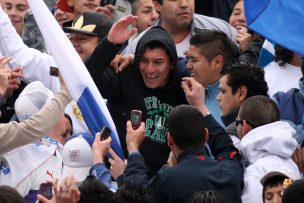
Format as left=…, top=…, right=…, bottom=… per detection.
left=77, top=87, right=124, bottom=159
left=258, top=48, right=274, bottom=68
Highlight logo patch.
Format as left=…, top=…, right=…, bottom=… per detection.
left=72, top=103, right=84, bottom=120
left=69, top=150, right=80, bottom=162
left=0, top=159, right=10, bottom=175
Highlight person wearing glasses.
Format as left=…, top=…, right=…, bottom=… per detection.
left=235, top=95, right=301, bottom=203
left=216, top=63, right=268, bottom=148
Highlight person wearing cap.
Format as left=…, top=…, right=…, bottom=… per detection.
left=62, top=132, right=112, bottom=188
left=261, top=170, right=296, bottom=203
left=0, top=8, right=112, bottom=134
left=63, top=11, right=112, bottom=61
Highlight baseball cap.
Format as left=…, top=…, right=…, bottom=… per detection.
left=15, top=81, right=54, bottom=122
left=62, top=133, right=95, bottom=182
left=260, top=167, right=298, bottom=185
left=63, top=11, right=112, bottom=37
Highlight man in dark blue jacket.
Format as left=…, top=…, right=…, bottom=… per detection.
left=122, top=101, right=243, bottom=203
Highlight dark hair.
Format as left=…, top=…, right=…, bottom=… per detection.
left=262, top=176, right=286, bottom=203
left=64, top=113, right=73, bottom=135
left=138, top=40, right=177, bottom=68
left=274, top=45, right=293, bottom=66
left=282, top=179, right=304, bottom=203
left=154, top=0, right=163, bottom=5
left=128, top=0, right=141, bottom=14
left=0, top=185, right=25, bottom=203
left=239, top=95, right=280, bottom=129
left=112, top=182, right=154, bottom=203
left=220, top=63, right=269, bottom=98
left=190, top=30, right=240, bottom=66
left=168, top=105, right=205, bottom=150
left=188, top=191, right=226, bottom=203
left=77, top=176, right=113, bottom=203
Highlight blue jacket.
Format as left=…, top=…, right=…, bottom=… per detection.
left=123, top=115, right=243, bottom=203
left=273, top=78, right=304, bottom=125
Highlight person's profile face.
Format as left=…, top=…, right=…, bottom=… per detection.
left=134, top=0, right=159, bottom=33
left=216, top=75, right=242, bottom=116
left=139, top=47, right=171, bottom=89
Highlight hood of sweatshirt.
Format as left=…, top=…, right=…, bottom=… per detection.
left=239, top=121, right=298, bottom=164
left=133, top=26, right=178, bottom=71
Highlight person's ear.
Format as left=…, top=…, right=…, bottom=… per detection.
left=242, top=120, right=252, bottom=135
left=211, top=55, right=224, bottom=73
left=237, top=85, right=248, bottom=103
left=67, top=0, right=74, bottom=7
left=153, top=0, right=161, bottom=13
left=167, top=132, right=174, bottom=149
left=204, top=128, right=209, bottom=143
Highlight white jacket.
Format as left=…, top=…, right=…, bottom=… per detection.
left=239, top=121, right=301, bottom=203
left=0, top=7, right=87, bottom=134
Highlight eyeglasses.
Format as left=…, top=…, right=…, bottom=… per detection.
left=235, top=119, right=244, bottom=126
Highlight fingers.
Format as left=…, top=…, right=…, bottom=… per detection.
left=109, top=148, right=120, bottom=160
left=95, top=132, right=101, bottom=141
left=37, top=194, right=50, bottom=203
left=0, top=57, right=12, bottom=68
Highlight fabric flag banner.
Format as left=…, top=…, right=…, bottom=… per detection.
left=244, top=0, right=304, bottom=57
left=27, top=0, right=124, bottom=159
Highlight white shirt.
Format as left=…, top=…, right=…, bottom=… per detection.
left=264, top=61, right=301, bottom=96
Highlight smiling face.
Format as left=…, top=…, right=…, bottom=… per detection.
left=2, top=0, right=29, bottom=35
left=186, top=45, right=217, bottom=87
left=139, top=47, right=171, bottom=89
left=155, top=0, right=194, bottom=31
left=67, top=0, right=100, bottom=16
left=229, top=0, right=246, bottom=31
left=69, top=32, right=99, bottom=61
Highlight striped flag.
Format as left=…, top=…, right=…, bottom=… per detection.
left=27, top=0, right=124, bottom=159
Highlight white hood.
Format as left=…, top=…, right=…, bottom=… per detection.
left=239, top=121, right=298, bottom=164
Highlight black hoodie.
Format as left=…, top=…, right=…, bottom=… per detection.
left=85, top=27, right=187, bottom=174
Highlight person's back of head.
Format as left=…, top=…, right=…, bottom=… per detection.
left=190, top=30, right=240, bottom=66
left=220, top=63, right=269, bottom=99
left=77, top=175, right=113, bottom=203
left=282, top=179, right=304, bottom=203
left=188, top=190, right=226, bottom=203
left=168, top=105, right=205, bottom=151
left=112, top=182, right=154, bottom=203
left=0, top=185, right=25, bottom=203
left=239, top=95, right=280, bottom=129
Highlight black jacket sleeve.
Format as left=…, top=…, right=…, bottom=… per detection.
left=205, top=114, right=241, bottom=161
left=123, top=154, right=150, bottom=185
left=238, top=35, right=265, bottom=65
left=84, top=38, right=124, bottom=99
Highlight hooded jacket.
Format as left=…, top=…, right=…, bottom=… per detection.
left=239, top=121, right=301, bottom=203
left=85, top=27, right=187, bottom=174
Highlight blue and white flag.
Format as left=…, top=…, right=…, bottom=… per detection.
left=27, top=0, right=124, bottom=159
left=258, top=39, right=275, bottom=68
left=244, top=0, right=304, bottom=57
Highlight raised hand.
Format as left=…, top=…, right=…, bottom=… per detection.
left=107, top=15, right=138, bottom=44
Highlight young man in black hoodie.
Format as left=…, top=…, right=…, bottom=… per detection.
left=85, top=16, right=187, bottom=175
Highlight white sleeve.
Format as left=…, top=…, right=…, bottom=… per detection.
left=241, top=175, right=263, bottom=203
left=0, top=6, right=60, bottom=93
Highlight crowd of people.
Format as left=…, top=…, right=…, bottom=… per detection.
left=0, top=0, right=303, bottom=203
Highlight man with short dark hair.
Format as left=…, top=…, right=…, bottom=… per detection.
left=183, top=30, right=240, bottom=126
left=236, top=96, right=301, bottom=203
left=216, top=63, right=268, bottom=147
left=122, top=104, right=243, bottom=203
left=122, top=0, right=237, bottom=57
